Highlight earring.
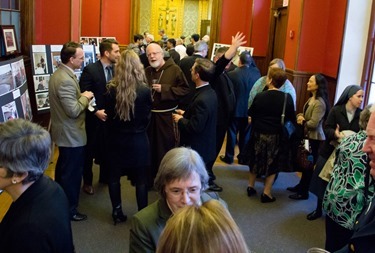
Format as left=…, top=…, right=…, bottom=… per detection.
left=12, top=179, right=17, bottom=184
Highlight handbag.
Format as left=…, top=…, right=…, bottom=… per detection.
left=296, top=139, right=314, bottom=172
left=281, top=93, right=295, bottom=139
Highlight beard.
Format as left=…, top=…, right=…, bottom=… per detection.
left=149, top=60, right=161, bottom=69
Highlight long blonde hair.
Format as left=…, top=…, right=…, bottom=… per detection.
left=107, top=49, right=147, bottom=121
left=156, top=200, right=250, bottom=253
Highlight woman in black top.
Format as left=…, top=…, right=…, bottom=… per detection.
left=246, top=68, right=295, bottom=203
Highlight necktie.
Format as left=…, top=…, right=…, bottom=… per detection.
left=106, top=66, right=112, bottom=82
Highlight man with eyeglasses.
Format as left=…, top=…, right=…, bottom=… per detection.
left=144, top=42, right=190, bottom=189
left=129, top=147, right=226, bottom=253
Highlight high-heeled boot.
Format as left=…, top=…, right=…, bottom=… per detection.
left=112, top=205, right=127, bottom=225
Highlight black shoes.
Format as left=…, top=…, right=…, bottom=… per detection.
left=289, top=193, right=309, bottom=200
left=208, top=182, right=223, bottom=192
left=247, top=186, right=256, bottom=196
left=286, top=184, right=301, bottom=193
left=306, top=210, right=322, bottom=220
left=219, top=155, right=233, bottom=164
left=261, top=193, right=276, bottom=203
left=71, top=212, right=87, bottom=222
left=112, top=206, right=127, bottom=225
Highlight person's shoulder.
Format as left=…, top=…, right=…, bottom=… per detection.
left=133, top=200, right=160, bottom=221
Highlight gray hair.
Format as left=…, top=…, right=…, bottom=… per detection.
left=0, top=119, right=51, bottom=183
left=154, top=147, right=209, bottom=199
left=269, top=58, right=286, bottom=70
left=194, top=41, right=208, bottom=53
left=359, top=104, right=372, bottom=130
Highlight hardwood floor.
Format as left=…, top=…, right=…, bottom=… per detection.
left=0, top=147, right=58, bottom=221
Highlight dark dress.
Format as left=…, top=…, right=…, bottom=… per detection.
left=246, top=90, right=296, bottom=176
left=104, top=84, right=152, bottom=184
left=0, top=175, right=74, bottom=253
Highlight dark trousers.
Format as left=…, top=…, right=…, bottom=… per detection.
left=297, top=139, right=321, bottom=194
left=224, top=117, right=250, bottom=162
left=325, top=215, right=353, bottom=252
left=55, top=146, right=85, bottom=216
left=83, top=118, right=109, bottom=185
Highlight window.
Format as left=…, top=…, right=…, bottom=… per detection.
left=0, top=0, right=20, bottom=53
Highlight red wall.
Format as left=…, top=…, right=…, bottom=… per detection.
left=284, top=0, right=347, bottom=78
left=101, top=0, right=131, bottom=43
left=34, top=0, right=71, bottom=44
left=220, top=0, right=270, bottom=56
left=81, top=0, right=101, bottom=36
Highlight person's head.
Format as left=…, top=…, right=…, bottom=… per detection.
left=158, top=29, right=165, bottom=36
left=167, top=38, right=176, bottom=49
left=213, top=46, right=229, bottom=63
left=191, top=58, right=215, bottom=83
left=363, top=105, right=375, bottom=179
left=359, top=104, right=372, bottom=130
left=269, top=58, right=286, bottom=70
left=133, top=34, right=144, bottom=44
left=176, top=38, right=184, bottom=46
left=201, top=35, right=210, bottom=43
left=267, top=67, right=287, bottom=89
left=307, top=73, right=330, bottom=118
left=109, top=49, right=147, bottom=121
left=60, top=41, right=84, bottom=70
left=0, top=119, right=51, bottom=195
left=239, top=51, right=254, bottom=66
left=154, top=147, right=209, bottom=213
left=335, top=85, right=364, bottom=108
left=186, top=44, right=195, bottom=56
left=193, top=41, right=208, bottom=57
left=145, top=34, right=154, bottom=44
left=190, top=34, right=200, bottom=44
left=146, top=43, right=165, bottom=70
left=99, top=38, right=120, bottom=64
left=156, top=200, right=250, bottom=253
left=180, top=35, right=186, bottom=43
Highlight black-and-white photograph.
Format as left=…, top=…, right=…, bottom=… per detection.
left=33, top=52, right=48, bottom=75
left=11, top=59, right=26, bottom=88
left=0, top=63, right=14, bottom=96
left=34, top=75, right=50, bottom=92
left=2, top=100, right=18, bottom=121
left=36, top=92, right=49, bottom=110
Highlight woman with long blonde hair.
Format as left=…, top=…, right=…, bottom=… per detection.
left=104, top=49, right=152, bottom=225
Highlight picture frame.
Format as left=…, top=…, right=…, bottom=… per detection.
left=1, top=25, right=18, bottom=54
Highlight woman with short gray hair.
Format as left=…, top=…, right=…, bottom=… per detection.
left=0, top=119, right=74, bottom=253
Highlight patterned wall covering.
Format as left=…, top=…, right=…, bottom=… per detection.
left=139, top=0, right=152, bottom=34
left=182, top=0, right=199, bottom=39
left=138, top=0, right=210, bottom=40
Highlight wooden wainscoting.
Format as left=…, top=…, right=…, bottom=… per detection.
left=286, top=69, right=337, bottom=113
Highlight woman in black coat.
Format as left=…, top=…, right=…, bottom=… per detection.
left=104, top=50, right=152, bottom=225
left=307, top=85, right=364, bottom=220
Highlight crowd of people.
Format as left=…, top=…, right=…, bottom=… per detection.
left=1, top=29, right=375, bottom=253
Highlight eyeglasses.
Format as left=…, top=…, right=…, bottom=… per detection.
left=147, top=51, right=162, bottom=58
left=166, top=187, right=201, bottom=198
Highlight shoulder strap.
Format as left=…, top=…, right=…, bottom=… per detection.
left=281, top=92, right=287, bottom=125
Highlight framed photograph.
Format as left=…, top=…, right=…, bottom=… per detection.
left=1, top=25, right=18, bottom=54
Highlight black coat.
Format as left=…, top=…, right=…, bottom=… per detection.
left=178, top=85, right=218, bottom=163
left=0, top=176, right=74, bottom=253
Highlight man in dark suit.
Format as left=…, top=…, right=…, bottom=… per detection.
left=79, top=38, right=120, bottom=195
left=178, top=41, right=208, bottom=110
left=220, top=51, right=261, bottom=164
left=49, top=42, right=94, bottom=221
left=166, top=38, right=180, bottom=65
left=173, top=58, right=218, bottom=190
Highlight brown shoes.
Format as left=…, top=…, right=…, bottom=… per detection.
left=82, top=184, right=94, bottom=195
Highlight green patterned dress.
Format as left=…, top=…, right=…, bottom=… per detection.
left=323, top=130, right=375, bottom=230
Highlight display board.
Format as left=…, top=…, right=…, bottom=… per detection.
left=0, top=56, right=32, bottom=122
left=30, top=44, right=96, bottom=113
left=210, top=43, right=254, bottom=65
